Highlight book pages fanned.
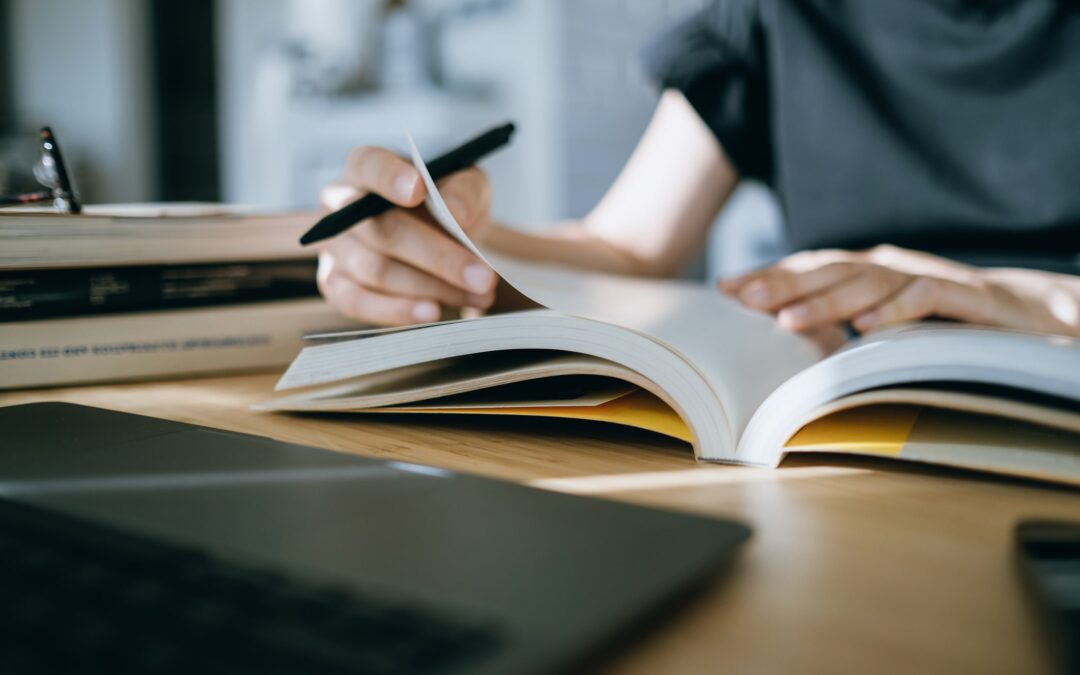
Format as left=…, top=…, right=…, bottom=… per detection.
left=406, top=134, right=822, bottom=448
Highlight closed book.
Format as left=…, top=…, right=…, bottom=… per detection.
left=0, top=260, right=319, bottom=322
left=0, top=298, right=357, bottom=389
left=0, top=204, right=317, bottom=269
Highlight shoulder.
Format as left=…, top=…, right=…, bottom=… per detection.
left=655, top=0, right=767, bottom=51
left=642, top=0, right=778, bottom=182
left=643, top=0, right=770, bottom=84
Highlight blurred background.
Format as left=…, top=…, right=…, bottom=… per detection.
left=0, top=0, right=781, bottom=277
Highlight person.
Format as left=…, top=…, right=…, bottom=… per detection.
left=314, top=0, right=1080, bottom=343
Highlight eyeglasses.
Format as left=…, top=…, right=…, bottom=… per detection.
left=0, top=127, right=81, bottom=214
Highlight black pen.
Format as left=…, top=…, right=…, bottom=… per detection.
left=300, top=123, right=516, bottom=246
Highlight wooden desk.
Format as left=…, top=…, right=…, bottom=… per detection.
left=2, top=373, right=1076, bottom=675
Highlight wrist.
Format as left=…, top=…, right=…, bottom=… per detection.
left=983, top=268, right=1080, bottom=337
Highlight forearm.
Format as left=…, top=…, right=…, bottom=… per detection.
left=481, top=217, right=706, bottom=315
left=479, top=219, right=690, bottom=315
left=485, top=90, right=738, bottom=280
left=485, top=221, right=670, bottom=277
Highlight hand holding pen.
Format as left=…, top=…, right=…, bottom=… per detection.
left=308, top=124, right=514, bottom=327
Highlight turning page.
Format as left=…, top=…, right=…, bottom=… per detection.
left=407, top=135, right=821, bottom=442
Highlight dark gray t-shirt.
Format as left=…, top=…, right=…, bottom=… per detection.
left=644, top=0, right=1080, bottom=272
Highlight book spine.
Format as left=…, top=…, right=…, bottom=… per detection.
left=0, top=299, right=358, bottom=389
left=0, top=260, right=319, bottom=322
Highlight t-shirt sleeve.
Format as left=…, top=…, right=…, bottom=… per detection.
left=642, top=0, right=773, bottom=182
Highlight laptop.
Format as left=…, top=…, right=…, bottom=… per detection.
left=0, top=402, right=749, bottom=674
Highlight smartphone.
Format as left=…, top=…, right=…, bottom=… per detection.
left=1016, top=520, right=1080, bottom=675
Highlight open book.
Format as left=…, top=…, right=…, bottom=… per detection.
left=261, top=137, right=1080, bottom=485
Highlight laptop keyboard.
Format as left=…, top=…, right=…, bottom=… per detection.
left=0, top=497, right=501, bottom=675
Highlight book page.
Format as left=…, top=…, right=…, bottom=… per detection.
left=407, top=135, right=822, bottom=447
left=261, top=351, right=641, bottom=411
left=360, top=389, right=694, bottom=444
left=786, top=404, right=1080, bottom=486
left=739, top=324, right=1080, bottom=465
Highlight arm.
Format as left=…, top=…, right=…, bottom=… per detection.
left=487, top=90, right=737, bottom=277
left=318, top=90, right=738, bottom=325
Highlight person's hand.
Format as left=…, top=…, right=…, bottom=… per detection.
left=315, top=147, right=498, bottom=326
left=719, top=245, right=1080, bottom=337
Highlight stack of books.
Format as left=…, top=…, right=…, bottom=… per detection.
left=1, top=204, right=355, bottom=389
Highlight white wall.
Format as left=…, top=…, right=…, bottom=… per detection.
left=216, top=0, right=289, bottom=209
left=216, top=0, right=563, bottom=226
left=9, top=0, right=153, bottom=203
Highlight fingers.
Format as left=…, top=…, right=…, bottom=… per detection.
left=852, top=276, right=992, bottom=332
left=719, top=250, right=853, bottom=295
left=355, top=208, right=497, bottom=295
left=849, top=278, right=930, bottom=333
left=326, top=235, right=494, bottom=310
left=318, top=262, right=441, bottom=326
left=319, top=146, right=425, bottom=220
left=802, top=323, right=850, bottom=355
left=721, top=247, right=1008, bottom=336
left=776, top=269, right=910, bottom=331
left=721, top=261, right=860, bottom=312
left=319, top=183, right=361, bottom=212
left=317, top=208, right=497, bottom=326
left=341, top=146, right=426, bottom=207
left=315, top=145, right=500, bottom=326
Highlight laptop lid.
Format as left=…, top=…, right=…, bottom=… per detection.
left=0, top=402, right=750, bottom=674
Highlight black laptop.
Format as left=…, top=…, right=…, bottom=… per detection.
left=0, top=402, right=749, bottom=674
